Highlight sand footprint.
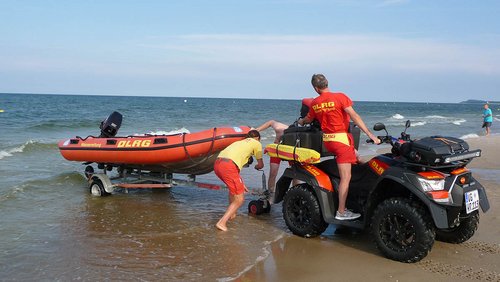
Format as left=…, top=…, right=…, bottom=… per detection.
left=416, top=259, right=500, bottom=281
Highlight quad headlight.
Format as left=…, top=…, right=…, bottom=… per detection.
left=418, top=178, right=445, bottom=192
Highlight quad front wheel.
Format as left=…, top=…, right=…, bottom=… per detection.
left=282, top=184, right=328, bottom=238
left=436, top=210, right=479, bottom=244
left=371, top=198, right=435, bottom=263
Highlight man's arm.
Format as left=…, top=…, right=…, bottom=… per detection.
left=255, top=120, right=274, bottom=132
left=252, top=141, right=264, bottom=170
left=298, top=116, right=312, bottom=126
left=345, top=106, right=380, bottom=144
left=254, top=158, right=264, bottom=170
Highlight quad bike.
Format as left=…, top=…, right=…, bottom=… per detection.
left=274, top=120, right=490, bottom=263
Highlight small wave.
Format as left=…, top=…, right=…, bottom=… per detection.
left=0, top=140, right=57, bottom=160
left=425, top=115, right=446, bottom=119
left=391, top=114, right=404, bottom=119
left=0, top=184, right=27, bottom=203
left=0, top=142, right=28, bottom=160
left=218, top=232, right=286, bottom=282
left=452, top=119, right=467, bottom=125
left=28, top=118, right=98, bottom=130
left=460, top=133, right=480, bottom=139
left=0, top=172, right=85, bottom=203
left=412, top=121, right=427, bottom=127
left=495, top=117, right=500, bottom=122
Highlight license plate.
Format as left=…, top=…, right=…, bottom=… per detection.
left=465, top=190, right=479, bottom=214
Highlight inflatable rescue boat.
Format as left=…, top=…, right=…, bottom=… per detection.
left=58, top=112, right=250, bottom=175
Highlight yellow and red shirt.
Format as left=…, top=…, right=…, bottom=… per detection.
left=306, top=92, right=353, bottom=134
left=217, top=138, right=263, bottom=170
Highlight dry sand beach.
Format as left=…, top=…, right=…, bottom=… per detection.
left=239, top=135, right=500, bottom=282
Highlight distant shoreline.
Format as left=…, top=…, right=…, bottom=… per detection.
left=2, top=92, right=499, bottom=104
left=460, top=99, right=500, bottom=104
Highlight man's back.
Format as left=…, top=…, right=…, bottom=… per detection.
left=309, top=92, right=352, bottom=134
left=218, top=138, right=262, bottom=169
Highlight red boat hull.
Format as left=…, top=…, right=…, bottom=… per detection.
left=58, top=126, right=250, bottom=175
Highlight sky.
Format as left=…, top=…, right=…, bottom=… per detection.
left=1, top=0, right=499, bottom=102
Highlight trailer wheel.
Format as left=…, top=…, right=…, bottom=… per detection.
left=84, top=165, right=94, bottom=179
left=248, top=200, right=264, bottom=215
left=89, top=178, right=110, bottom=197
left=263, top=200, right=271, bottom=214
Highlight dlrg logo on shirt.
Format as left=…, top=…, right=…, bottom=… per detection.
left=312, top=102, right=336, bottom=113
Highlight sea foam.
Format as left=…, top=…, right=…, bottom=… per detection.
left=391, top=114, right=404, bottom=119
left=412, top=121, right=427, bottom=127
left=460, top=133, right=480, bottom=139
left=0, top=142, right=28, bottom=160
left=453, top=119, right=467, bottom=125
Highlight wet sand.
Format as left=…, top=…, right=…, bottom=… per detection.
left=240, top=135, right=500, bottom=282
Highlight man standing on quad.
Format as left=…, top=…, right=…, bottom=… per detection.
left=299, top=74, right=380, bottom=220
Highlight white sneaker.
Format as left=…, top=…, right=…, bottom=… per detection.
left=335, top=209, right=361, bottom=221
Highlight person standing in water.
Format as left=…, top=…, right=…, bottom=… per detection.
left=482, top=103, right=493, bottom=136
left=255, top=120, right=289, bottom=200
left=214, top=130, right=264, bottom=231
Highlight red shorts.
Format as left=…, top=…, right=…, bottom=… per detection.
left=214, top=158, right=246, bottom=195
left=270, top=157, right=281, bottom=164
left=324, top=134, right=356, bottom=164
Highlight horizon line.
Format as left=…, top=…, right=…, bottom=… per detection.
left=1, top=92, right=497, bottom=105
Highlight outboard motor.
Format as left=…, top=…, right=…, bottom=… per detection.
left=99, top=111, right=122, bottom=138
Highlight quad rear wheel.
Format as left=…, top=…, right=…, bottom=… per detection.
left=371, top=198, right=435, bottom=263
left=282, top=184, right=328, bottom=238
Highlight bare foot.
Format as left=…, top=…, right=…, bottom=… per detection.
left=215, top=222, right=228, bottom=231
left=230, top=213, right=237, bottom=220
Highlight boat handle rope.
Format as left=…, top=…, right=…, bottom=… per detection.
left=180, top=127, right=217, bottom=170
left=274, top=137, right=300, bottom=163
left=293, top=138, right=299, bottom=163
left=76, top=135, right=98, bottom=141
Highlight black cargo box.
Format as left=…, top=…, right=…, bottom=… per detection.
left=281, top=126, right=327, bottom=156
left=281, top=122, right=360, bottom=157
left=408, top=136, right=469, bottom=165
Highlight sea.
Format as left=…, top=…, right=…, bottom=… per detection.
left=1, top=93, right=499, bottom=281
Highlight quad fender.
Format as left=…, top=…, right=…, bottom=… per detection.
left=275, top=167, right=315, bottom=203
left=372, top=173, right=450, bottom=229
left=90, top=173, right=114, bottom=194
left=470, top=176, right=490, bottom=212
left=275, top=165, right=338, bottom=223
